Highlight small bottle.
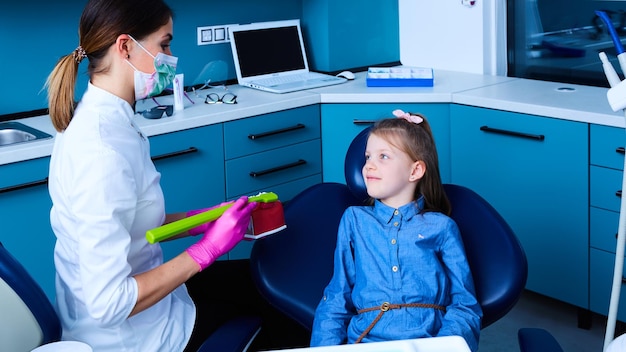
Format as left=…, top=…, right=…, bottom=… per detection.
left=173, top=73, right=185, bottom=111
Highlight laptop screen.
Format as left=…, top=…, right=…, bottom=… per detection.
left=231, top=23, right=307, bottom=78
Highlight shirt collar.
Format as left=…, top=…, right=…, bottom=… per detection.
left=81, top=82, right=135, bottom=121
left=373, top=196, right=425, bottom=224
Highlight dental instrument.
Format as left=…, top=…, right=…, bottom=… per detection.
left=596, top=10, right=626, bottom=77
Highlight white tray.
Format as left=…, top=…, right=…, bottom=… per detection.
left=266, top=336, right=471, bottom=352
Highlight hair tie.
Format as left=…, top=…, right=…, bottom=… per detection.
left=392, top=109, right=423, bottom=124
left=73, top=46, right=87, bottom=64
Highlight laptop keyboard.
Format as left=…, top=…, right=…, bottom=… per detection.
left=254, top=73, right=327, bottom=87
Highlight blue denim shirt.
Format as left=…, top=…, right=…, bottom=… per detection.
left=310, top=197, right=482, bottom=351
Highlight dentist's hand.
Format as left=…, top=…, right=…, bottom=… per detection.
left=186, top=201, right=233, bottom=236
left=186, top=196, right=257, bottom=271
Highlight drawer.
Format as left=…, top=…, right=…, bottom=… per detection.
left=590, top=207, right=619, bottom=253
left=225, top=139, right=321, bottom=198
left=590, top=248, right=626, bottom=322
left=224, top=105, right=320, bottom=160
left=591, top=124, right=625, bottom=170
left=0, top=157, right=49, bottom=191
left=590, top=166, right=623, bottom=212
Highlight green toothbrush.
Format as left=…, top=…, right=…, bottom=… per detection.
left=146, top=192, right=278, bottom=244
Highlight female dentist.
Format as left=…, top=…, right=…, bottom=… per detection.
left=45, top=0, right=256, bottom=351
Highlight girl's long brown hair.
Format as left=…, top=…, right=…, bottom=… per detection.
left=45, top=0, right=173, bottom=132
left=368, top=115, right=451, bottom=215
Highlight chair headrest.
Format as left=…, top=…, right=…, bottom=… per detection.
left=344, top=127, right=371, bottom=203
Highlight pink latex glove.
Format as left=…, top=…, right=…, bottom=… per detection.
left=186, top=196, right=257, bottom=271
left=186, top=201, right=233, bottom=236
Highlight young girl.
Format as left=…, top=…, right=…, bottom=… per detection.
left=310, top=110, right=482, bottom=351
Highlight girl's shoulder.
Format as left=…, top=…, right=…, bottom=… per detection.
left=421, top=210, right=459, bottom=229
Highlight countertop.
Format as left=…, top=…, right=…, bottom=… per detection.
left=2, top=69, right=624, bottom=166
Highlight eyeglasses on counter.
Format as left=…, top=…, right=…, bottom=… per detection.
left=205, top=93, right=238, bottom=105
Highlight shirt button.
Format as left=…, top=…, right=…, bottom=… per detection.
left=392, top=266, right=398, bottom=272
left=394, top=210, right=399, bottom=215
left=394, top=222, right=399, bottom=227
left=391, top=239, right=397, bottom=245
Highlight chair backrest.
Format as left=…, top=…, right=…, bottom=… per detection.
left=250, top=183, right=362, bottom=329
left=250, top=126, right=528, bottom=331
left=0, top=242, right=61, bottom=351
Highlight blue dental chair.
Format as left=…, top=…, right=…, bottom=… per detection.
left=0, top=241, right=61, bottom=352
left=250, top=126, right=530, bottom=347
left=0, top=241, right=260, bottom=352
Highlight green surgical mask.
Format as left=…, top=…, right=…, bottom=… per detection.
left=126, top=35, right=178, bottom=100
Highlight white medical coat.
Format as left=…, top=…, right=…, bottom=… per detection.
left=48, top=84, right=195, bottom=351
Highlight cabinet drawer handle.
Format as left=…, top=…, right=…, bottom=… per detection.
left=151, top=147, right=198, bottom=161
left=352, top=119, right=377, bottom=125
left=479, top=126, right=545, bottom=141
left=622, top=277, right=626, bottom=284
left=616, top=147, right=625, bottom=155
left=0, top=177, right=48, bottom=194
left=249, top=159, right=307, bottom=177
left=248, top=124, right=305, bottom=140
left=617, top=190, right=622, bottom=198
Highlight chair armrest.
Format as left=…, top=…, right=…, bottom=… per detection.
left=518, top=328, right=564, bottom=352
left=196, top=316, right=262, bottom=352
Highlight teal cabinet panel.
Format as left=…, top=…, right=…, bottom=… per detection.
left=0, top=157, right=56, bottom=300
left=224, top=105, right=320, bottom=160
left=450, top=104, right=589, bottom=308
left=321, top=103, right=451, bottom=184
left=301, top=0, right=399, bottom=72
left=591, top=124, right=625, bottom=171
left=590, top=166, right=623, bottom=212
left=590, top=249, right=626, bottom=321
left=150, top=124, right=226, bottom=262
left=590, top=207, right=620, bottom=254
left=225, top=140, right=321, bottom=198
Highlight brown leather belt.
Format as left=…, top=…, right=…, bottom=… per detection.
left=355, top=302, right=446, bottom=343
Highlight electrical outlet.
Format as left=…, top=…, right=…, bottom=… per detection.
left=197, top=24, right=237, bottom=46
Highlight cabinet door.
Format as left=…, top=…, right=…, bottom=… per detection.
left=450, top=104, right=589, bottom=308
left=0, top=157, right=56, bottom=300
left=321, top=103, right=451, bottom=184
left=150, top=124, right=225, bottom=261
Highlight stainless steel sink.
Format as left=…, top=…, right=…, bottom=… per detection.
left=0, top=121, right=52, bottom=147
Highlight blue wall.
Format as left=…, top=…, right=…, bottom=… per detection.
left=0, top=1, right=399, bottom=117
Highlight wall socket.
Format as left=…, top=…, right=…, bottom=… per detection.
left=197, top=24, right=237, bottom=46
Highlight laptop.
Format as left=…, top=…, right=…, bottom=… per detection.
left=228, top=19, right=347, bottom=94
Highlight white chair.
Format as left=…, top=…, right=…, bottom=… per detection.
left=0, top=242, right=63, bottom=352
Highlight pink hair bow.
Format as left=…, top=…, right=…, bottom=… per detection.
left=392, top=109, right=423, bottom=124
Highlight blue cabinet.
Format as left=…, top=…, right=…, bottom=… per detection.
left=450, top=104, right=589, bottom=308
left=589, top=124, right=626, bottom=321
left=150, top=124, right=225, bottom=262
left=321, top=103, right=451, bottom=184
left=0, top=157, right=55, bottom=300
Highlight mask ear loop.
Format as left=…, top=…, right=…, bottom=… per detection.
left=125, top=59, right=140, bottom=71
left=127, top=34, right=156, bottom=60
